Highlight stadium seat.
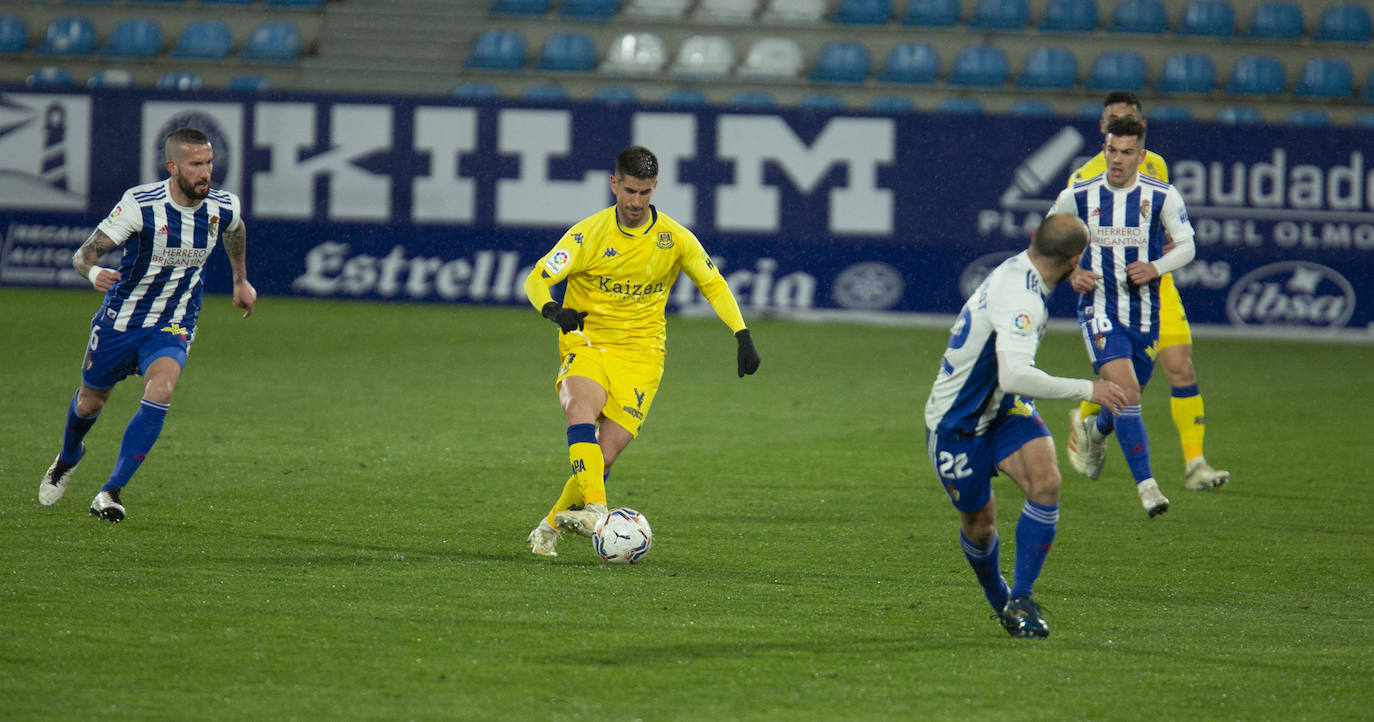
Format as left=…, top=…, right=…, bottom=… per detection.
left=1076, top=102, right=1103, bottom=118
left=623, top=0, right=690, bottom=18
left=35, top=17, right=97, bottom=56
left=831, top=0, right=890, bottom=24
left=760, top=0, right=826, bottom=23
left=728, top=90, right=777, bottom=108
left=239, top=21, right=303, bottom=61
left=660, top=88, right=708, bottom=105
left=1355, top=112, right=1374, bottom=128
left=736, top=37, right=804, bottom=79
left=877, top=42, right=938, bottom=84
left=1008, top=99, right=1055, bottom=116
left=452, top=81, right=500, bottom=98
left=1284, top=109, right=1332, bottom=126
left=970, top=0, right=1030, bottom=29
left=1155, top=52, right=1217, bottom=93
left=601, top=32, right=667, bottom=75
left=1364, top=69, right=1374, bottom=102
left=1017, top=47, right=1078, bottom=88
left=1085, top=50, right=1147, bottom=90
left=26, top=66, right=74, bottom=88
left=522, top=83, right=569, bottom=101
left=1314, top=4, right=1372, bottom=42
left=903, top=0, right=961, bottom=26
left=593, top=86, right=639, bottom=104
left=1244, top=2, right=1303, bottom=39
left=937, top=97, right=984, bottom=114
left=466, top=29, right=526, bottom=70
left=170, top=20, right=233, bottom=59
left=1176, top=0, right=1236, bottom=36
left=0, top=15, right=27, bottom=55
left=100, top=18, right=163, bottom=58
left=808, top=41, right=871, bottom=83
left=87, top=68, right=134, bottom=88
left=266, top=0, right=323, bottom=6
left=227, top=74, right=272, bottom=92
left=157, top=71, right=204, bottom=91
left=947, top=45, right=1010, bottom=87
left=560, top=0, right=620, bottom=21
left=1294, top=57, right=1353, bottom=98
left=1040, top=0, right=1099, bottom=32
left=536, top=32, right=597, bottom=72
left=1214, top=106, right=1263, bottom=124
left=1107, top=0, right=1167, bottom=33
left=1227, top=55, right=1285, bottom=95
left=800, top=92, right=846, bottom=109
left=200, top=0, right=256, bottom=4
left=490, top=0, right=550, bottom=14
left=869, top=95, right=918, bottom=112
left=693, top=0, right=758, bottom=21
left=1149, top=104, right=1194, bottom=122
left=672, top=35, right=734, bottom=79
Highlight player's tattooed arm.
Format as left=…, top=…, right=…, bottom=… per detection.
left=223, top=221, right=248, bottom=283
left=71, top=229, right=119, bottom=278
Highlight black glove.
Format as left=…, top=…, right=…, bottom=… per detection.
left=736, top=329, right=760, bottom=377
left=541, top=301, right=587, bottom=334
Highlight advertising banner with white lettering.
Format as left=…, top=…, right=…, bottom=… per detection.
left=1, top=87, right=1369, bottom=341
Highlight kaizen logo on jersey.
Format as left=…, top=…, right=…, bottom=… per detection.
left=544, top=249, right=571, bottom=274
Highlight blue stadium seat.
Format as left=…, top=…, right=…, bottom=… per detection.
left=35, top=17, right=97, bottom=56
left=1008, top=99, right=1055, bottom=116
left=831, top=0, right=890, bottom=24
left=266, top=0, right=324, bottom=6
left=1076, top=102, right=1103, bottom=118
left=536, top=32, right=596, bottom=71
left=1294, top=57, right=1353, bottom=98
left=593, top=86, right=638, bottom=104
left=902, top=0, right=960, bottom=26
left=800, top=92, right=846, bottom=109
left=1040, top=0, right=1099, bottom=32
left=452, top=81, right=500, bottom=98
left=869, top=95, right=917, bottom=112
left=661, top=88, right=708, bottom=106
left=1017, top=47, right=1078, bottom=89
left=1214, top=106, right=1263, bottom=124
left=1148, top=104, right=1194, bottom=122
left=239, top=21, right=303, bottom=61
left=808, top=41, right=871, bottom=83
left=522, top=83, right=569, bottom=101
left=1355, top=112, right=1374, bottom=128
left=170, top=20, right=233, bottom=59
left=227, top=74, right=272, bottom=92
left=1155, top=52, right=1217, bottom=93
left=101, top=18, right=163, bottom=58
left=1284, top=109, right=1332, bottom=126
left=1314, top=4, right=1372, bottom=42
left=1244, top=2, right=1302, bottom=39
left=878, top=42, right=938, bottom=84
left=948, top=45, right=1009, bottom=87
left=560, top=0, right=620, bottom=21
left=157, top=71, right=204, bottom=91
left=1085, top=50, right=1146, bottom=90
left=1227, top=55, right=1285, bottom=95
left=729, top=90, right=776, bottom=108
left=87, top=68, right=134, bottom=88
left=970, top=0, right=1030, bottom=29
left=27, top=66, right=74, bottom=88
left=0, top=15, right=27, bottom=55
left=1107, top=0, right=1167, bottom=33
left=1176, top=0, right=1235, bottom=36
left=937, top=97, right=984, bottom=115
left=491, top=0, right=551, bottom=14
left=465, top=29, right=526, bottom=70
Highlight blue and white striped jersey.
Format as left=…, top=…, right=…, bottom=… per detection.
left=93, top=179, right=242, bottom=337
left=1049, top=173, right=1194, bottom=335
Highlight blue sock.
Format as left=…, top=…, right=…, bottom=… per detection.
left=1113, top=404, right=1154, bottom=483
left=1012, top=500, right=1059, bottom=598
left=1095, top=409, right=1115, bottom=436
left=60, top=390, right=99, bottom=465
left=103, top=399, right=169, bottom=491
left=960, top=531, right=1010, bottom=611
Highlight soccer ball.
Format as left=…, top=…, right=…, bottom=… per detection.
left=592, top=507, right=653, bottom=564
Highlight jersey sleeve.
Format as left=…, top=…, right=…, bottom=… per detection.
left=523, top=226, right=586, bottom=311
left=679, top=230, right=747, bottom=333
left=95, top=189, right=143, bottom=246
left=991, top=283, right=1093, bottom=401
left=1153, top=186, right=1196, bottom=275
left=1046, top=186, right=1077, bottom=218
left=223, top=192, right=244, bottom=234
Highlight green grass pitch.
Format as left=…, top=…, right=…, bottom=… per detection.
left=2, top=286, right=1372, bottom=720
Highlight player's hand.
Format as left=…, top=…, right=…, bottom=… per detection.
left=542, top=301, right=587, bottom=334
left=736, top=329, right=760, bottom=377
left=234, top=279, right=257, bottom=318
left=1069, top=267, right=1099, bottom=295
left=87, top=267, right=121, bottom=293
left=1090, top=379, right=1127, bottom=416
left=1125, top=261, right=1160, bottom=286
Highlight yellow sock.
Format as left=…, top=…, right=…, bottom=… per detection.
left=1170, top=386, right=1206, bottom=462
left=569, top=441, right=607, bottom=507
left=1080, top=400, right=1102, bottom=418
left=544, top=474, right=582, bottom=527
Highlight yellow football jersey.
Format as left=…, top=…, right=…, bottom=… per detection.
left=1067, top=149, right=1169, bottom=186
left=525, top=205, right=746, bottom=354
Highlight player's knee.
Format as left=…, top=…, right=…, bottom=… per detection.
left=76, top=386, right=109, bottom=415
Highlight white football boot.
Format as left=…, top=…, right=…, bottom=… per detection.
left=39, top=445, right=83, bottom=506
left=554, top=502, right=608, bottom=538
left=89, top=489, right=125, bottom=523
left=527, top=520, right=561, bottom=556
left=1185, top=458, right=1230, bottom=490
left=1137, top=479, right=1170, bottom=518
left=1080, top=414, right=1109, bottom=480
left=1065, top=408, right=1088, bottom=476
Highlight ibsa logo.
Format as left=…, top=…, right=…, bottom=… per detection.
left=1226, top=261, right=1355, bottom=329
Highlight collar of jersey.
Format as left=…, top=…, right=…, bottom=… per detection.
left=614, top=205, right=658, bottom=237
left=164, top=178, right=206, bottom=213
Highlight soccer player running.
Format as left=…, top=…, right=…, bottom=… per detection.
left=1063, top=92, right=1230, bottom=492
left=925, top=214, right=1127, bottom=638
left=38, top=127, right=256, bottom=522
left=524, top=145, right=760, bottom=557
left=1048, top=116, right=1197, bottom=517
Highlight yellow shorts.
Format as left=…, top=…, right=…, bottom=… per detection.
left=555, top=346, right=664, bottom=437
left=1158, top=272, right=1192, bottom=350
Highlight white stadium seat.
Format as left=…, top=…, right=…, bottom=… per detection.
left=736, top=36, right=804, bottom=79
left=672, top=34, right=736, bottom=79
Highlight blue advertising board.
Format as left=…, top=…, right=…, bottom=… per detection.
left=1, top=86, right=1370, bottom=341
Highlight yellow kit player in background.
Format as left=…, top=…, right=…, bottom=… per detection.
left=1064, top=92, right=1229, bottom=491
left=524, top=145, right=761, bottom=557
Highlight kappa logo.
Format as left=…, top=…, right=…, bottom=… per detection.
left=633, top=388, right=645, bottom=408
left=573, top=233, right=583, bottom=245
left=603, top=248, right=618, bottom=258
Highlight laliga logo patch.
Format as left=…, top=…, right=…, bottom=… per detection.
left=1012, top=313, right=1031, bottom=331
left=544, top=249, right=571, bottom=274
left=108, top=204, right=122, bottom=220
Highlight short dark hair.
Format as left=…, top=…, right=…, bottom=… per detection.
left=615, top=145, right=658, bottom=180
left=1032, top=214, right=1089, bottom=262
left=1105, top=116, right=1146, bottom=143
left=164, top=127, right=210, bottom=161
left=1102, top=91, right=1142, bottom=112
